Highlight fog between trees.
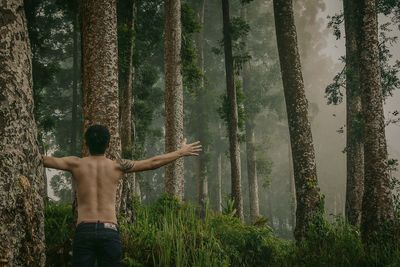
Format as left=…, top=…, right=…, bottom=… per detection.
left=6, top=0, right=400, bottom=237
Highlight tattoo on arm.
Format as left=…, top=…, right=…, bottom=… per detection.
left=114, top=152, right=135, bottom=172
left=120, top=159, right=135, bottom=172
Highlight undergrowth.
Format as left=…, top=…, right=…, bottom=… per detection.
left=45, top=196, right=400, bottom=266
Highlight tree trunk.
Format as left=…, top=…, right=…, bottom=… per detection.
left=222, top=0, right=243, bottom=220
left=266, top=187, right=274, bottom=227
left=343, top=0, right=364, bottom=227
left=359, top=0, right=394, bottom=244
left=241, top=7, right=259, bottom=223
left=273, top=0, right=322, bottom=241
left=195, top=0, right=208, bottom=215
left=217, top=152, right=223, bottom=212
left=0, top=1, right=46, bottom=265
left=118, top=0, right=136, bottom=221
left=243, top=77, right=260, bottom=222
left=164, top=0, right=184, bottom=200
left=71, top=10, right=80, bottom=214
left=288, top=142, right=296, bottom=230
left=81, top=0, right=122, bottom=208
left=245, top=122, right=259, bottom=222
left=71, top=11, right=80, bottom=157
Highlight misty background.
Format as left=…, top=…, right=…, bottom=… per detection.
left=43, top=0, right=400, bottom=235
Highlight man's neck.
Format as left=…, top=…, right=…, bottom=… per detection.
left=89, top=154, right=105, bottom=158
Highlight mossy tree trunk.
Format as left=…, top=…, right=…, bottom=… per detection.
left=359, top=0, right=394, bottom=244
left=81, top=0, right=122, bottom=208
left=164, top=0, right=185, bottom=200
left=0, top=0, right=46, bottom=265
left=243, top=71, right=260, bottom=222
left=222, top=0, right=243, bottom=220
left=273, top=0, right=323, bottom=241
left=71, top=6, right=80, bottom=157
left=343, top=0, right=364, bottom=227
left=241, top=7, right=260, bottom=223
left=194, top=0, right=209, bottom=215
left=118, top=0, right=137, bottom=221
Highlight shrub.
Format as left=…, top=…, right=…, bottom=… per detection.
left=296, top=216, right=363, bottom=267
left=120, top=195, right=228, bottom=267
left=45, top=201, right=73, bottom=266
left=44, top=197, right=400, bottom=267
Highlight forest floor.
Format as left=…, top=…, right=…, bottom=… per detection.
left=45, top=196, right=400, bottom=267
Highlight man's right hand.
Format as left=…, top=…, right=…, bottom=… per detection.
left=178, top=138, right=202, bottom=156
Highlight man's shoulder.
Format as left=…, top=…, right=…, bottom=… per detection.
left=112, top=156, right=135, bottom=173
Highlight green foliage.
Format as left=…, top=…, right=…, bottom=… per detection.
left=326, top=10, right=400, bottom=105
left=361, top=221, right=400, bottom=266
left=218, top=80, right=246, bottom=139
left=50, top=173, right=73, bottom=203
left=222, top=197, right=237, bottom=217
left=45, top=198, right=400, bottom=266
left=121, top=195, right=229, bottom=267
left=256, top=158, right=273, bottom=188
left=210, top=215, right=290, bottom=267
left=45, top=201, right=73, bottom=266
left=297, top=217, right=363, bottom=267
left=181, top=2, right=202, bottom=92
left=121, top=195, right=293, bottom=267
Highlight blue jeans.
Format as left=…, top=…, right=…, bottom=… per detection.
left=72, top=222, right=122, bottom=267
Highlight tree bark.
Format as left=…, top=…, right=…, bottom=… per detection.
left=164, top=0, right=184, bottom=200
left=118, top=0, right=136, bottom=221
left=288, top=142, right=296, bottom=230
left=222, top=0, right=243, bottom=220
left=243, top=75, right=260, bottom=222
left=343, top=0, right=364, bottom=227
left=359, top=0, right=394, bottom=243
left=217, top=152, right=223, bottom=212
left=245, top=122, right=259, bottom=222
left=81, top=0, right=122, bottom=208
left=241, top=7, right=260, bottom=223
left=195, top=0, right=208, bottom=215
left=71, top=5, right=80, bottom=215
left=273, top=0, right=322, bottom=241
left=0, top=1, right=46, bottom=265
left=71, top=11, right=80, bottom=157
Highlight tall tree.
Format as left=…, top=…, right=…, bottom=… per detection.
left=0, top=0, right=46, bottom=265
left=81, top=0, right=122, bottom=206
left=164, top=0, right=185, bottom=199
left=241, top=7, right=260, bottom=223
left=194, top=0, right=209, bottom=214
left=273, top=0, right=322, bottom=241
left=118, top=0, right=137, bottom=220
left=70, top=1, right=80, bottom=157
left=359, top=0, right=394, bottom=244
left=343, top=0, right=364, bottom=226
left=222, top=0, right=243, bottom=220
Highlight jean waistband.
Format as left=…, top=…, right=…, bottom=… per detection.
left=76, top=221, right=119, bottom=232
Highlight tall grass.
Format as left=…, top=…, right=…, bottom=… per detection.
left=45, top=197, right=400, bottom=267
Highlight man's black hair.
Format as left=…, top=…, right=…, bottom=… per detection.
left=85, top=124, right=110, bottom=155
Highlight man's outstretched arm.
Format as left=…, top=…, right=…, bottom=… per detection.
left=42, top=156, right=80, bottom=171
left=119, top=139, right=202, bottom=173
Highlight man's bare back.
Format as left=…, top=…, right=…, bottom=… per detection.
left=70, top=156, right=124, bottom=224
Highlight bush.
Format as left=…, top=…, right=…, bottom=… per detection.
left=121, top=195, right=228, bottom=267
left=210, top=214, right=293, bottom=267
left=296, top=216, right=363, bottom=267
left=45, top=201, right=73, bottom=266
left=44, top=197, right=400, bottom=267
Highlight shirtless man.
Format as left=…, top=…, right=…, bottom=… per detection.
left=43, top=124, right=202, bottom=266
